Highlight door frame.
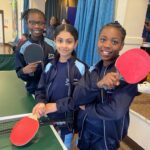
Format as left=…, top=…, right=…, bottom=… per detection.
left=0, top=10, right=5, bottom=44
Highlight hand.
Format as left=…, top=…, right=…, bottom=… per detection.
left=22, top=62, right=40, bottom=74
left=79, top=105, right=85, bottom=110
left=45, top=103, right=57, bottom=114
left=32, top=103, right=46, bottom=117
left=97, top=72, right=120, bottom=89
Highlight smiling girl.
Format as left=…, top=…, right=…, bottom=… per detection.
left=32, top=24, right=88, bottom=149
left=15, top=9, right=55, bottom=94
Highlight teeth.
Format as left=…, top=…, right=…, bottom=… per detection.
left=103, top=51, right=110, bottom=55
left=34, top=30, right=41, bottom=33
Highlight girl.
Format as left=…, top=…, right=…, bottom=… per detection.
left=72, top=22, right=138, bottom=150
left=15, top=9, right=55, bottom=94
left=32, top=24, right=88, bottom=149
left=35, top=22, right=138, bottom=150
left=46, top=16, right=59, bottom=40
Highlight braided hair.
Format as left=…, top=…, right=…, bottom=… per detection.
left=99, top=21, right=126, bottom=42
left=21, top=8, right=46, bottom=22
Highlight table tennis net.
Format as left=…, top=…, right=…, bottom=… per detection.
left=0, top=113, right=71, bottom=136
left=0, top=113, right=31, bottom=135
left=0, top=118, right=20, bottom=135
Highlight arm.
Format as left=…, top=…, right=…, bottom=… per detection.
left=55, top=70, right=100, bottom=112
left=43, top=71, right=121, bottom=114
left=45, top=64, right=91, bottom=113
left=85, top=83, right=138, bottom=120
left=32, top=72, right=47, bottom=117
left=73, top=69, right=138, bottom=120
left=15, top=50, right=39, bottom=81
left=35, top=71, right=47, bottom=103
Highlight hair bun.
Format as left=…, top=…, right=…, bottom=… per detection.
left=114, top=21, right=120, bottom=24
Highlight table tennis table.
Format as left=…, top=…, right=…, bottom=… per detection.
left=0, top=71, right=67, bottom=150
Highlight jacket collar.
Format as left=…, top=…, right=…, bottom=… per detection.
left=50, top=56, right=76, bottom=67
left=95, top=56, right=119, bottom=72
left=28, top=35, right=44, bottom=44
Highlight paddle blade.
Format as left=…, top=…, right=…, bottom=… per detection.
left=10, top=116, right=39, bottom=146
left=24, top=43, right=44, bottom=64
left=116, top=48, right=150, bottom=84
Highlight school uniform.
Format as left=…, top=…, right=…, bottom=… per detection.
left=52, top=58, right=138, bottom=149
left=15, top=35, right=55, bottom=94
left=35, top=56, right=88, bottom=149
left=72, top=59, right=138, bottom=150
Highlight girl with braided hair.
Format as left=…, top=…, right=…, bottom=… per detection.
left=15, top=8, right=55, bottom=94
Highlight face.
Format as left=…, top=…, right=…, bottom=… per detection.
left=55, top=31, right=77, bottom=62
left=27, top=13, right=45, bottom=40
left=50, top=17, right=57, bottom=25
left=21, top=35, right=27, bottom=41
left=98, top=26, right=124, bottom=66
left=62, top=19, right=66, bottom=24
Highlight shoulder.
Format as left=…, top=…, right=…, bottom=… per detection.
left=74, top=59, right=89, bottom=76
left=44, top=61, right=54, bottom=73
left=18, top=40, right=32, bottom=54
left=44, top=37, right=56, bottom=50
left=89, top=61, right=101, bottom=72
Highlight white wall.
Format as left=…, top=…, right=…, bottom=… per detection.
left=0, top=0, right=13, bottom=43
left=1, top=0, right=149, bottom=47
left=0, top=0, right=45, bottom=43
left=115, top=0, right=149, bottom=54
left=30, top=0, right=45, bottom=13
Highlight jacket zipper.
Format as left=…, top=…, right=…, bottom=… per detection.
left=101, top=66, right=109, bottom=150
left=46, top=68, right=57, bottom=98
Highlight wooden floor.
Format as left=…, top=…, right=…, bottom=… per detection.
left=131, top=93, right=150, bottom=120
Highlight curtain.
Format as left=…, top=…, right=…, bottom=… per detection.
left=23, top=0, right=29, bottom=34
left=74, top=0, right=115, bottom=66
left=67, top=7, right=77, bottom=25
left=45, top=0, right=66, bottom=26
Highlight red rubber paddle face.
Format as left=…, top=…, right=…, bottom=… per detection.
left=115, top=48, right=150, bottom=84
left=10, top=116, right=39, bottom=146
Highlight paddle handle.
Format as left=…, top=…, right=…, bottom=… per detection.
left=29, top=114, right=40, bottom=120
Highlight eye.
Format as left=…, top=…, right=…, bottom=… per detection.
left=28, top=20, right=45, bottom=26
left=66, top=39, right=74, bottom=44
left=99, top=37, right=106, bottom=42
left=38, top=21, right=45, bottom=26
left=28, top=20, right=36, bottom=25
left=56, top=38, right=63, bottom=43
left=111, top=40, right=119, bottom=45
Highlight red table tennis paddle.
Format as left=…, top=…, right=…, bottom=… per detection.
left=115, top=48, right=150, bottom=84
left=10, top=115, right=39, bottom=146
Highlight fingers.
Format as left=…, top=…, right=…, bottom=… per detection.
left=28, top=63, right=39, bottom=68
left=23, top=63, right=38, bottom=74
left=32, top=103, right=46, bottom=117
left=97, top=72, right=120, bottom=89
left=29, top=61, right=42, bottom=65
left=79, top=105, right=85, bottom=110
left=108, top=73, right=119, bottom=86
